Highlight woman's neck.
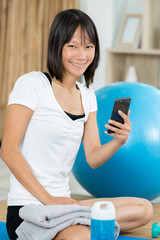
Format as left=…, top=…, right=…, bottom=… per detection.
left=51, top=77, right=78, bottom=91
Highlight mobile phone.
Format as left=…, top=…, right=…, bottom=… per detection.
left=107, top=97, right=131, bottom=134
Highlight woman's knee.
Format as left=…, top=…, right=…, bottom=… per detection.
left=138, top=198, right=153, bottom=225
left=53, top=225, right=90, bottom=240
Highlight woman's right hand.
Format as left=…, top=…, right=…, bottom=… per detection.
left=44, top=195, right=83, bottom=206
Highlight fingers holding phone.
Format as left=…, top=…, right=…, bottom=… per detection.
left=105, top=97, right=131, bottom=145
left=117, top=109, right=131, bottom=130
left=105, top=112, right=131, bottom=145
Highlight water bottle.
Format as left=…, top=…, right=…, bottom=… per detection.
left=91, top=201, right=116, bottom=240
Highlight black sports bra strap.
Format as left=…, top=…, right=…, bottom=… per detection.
left=43, top=72, right=52, bottom=85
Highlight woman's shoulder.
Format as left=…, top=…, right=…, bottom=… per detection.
left=9, top=71, right=49, bottom=110
left=13, top=71, right=50, bottom=92
left=17, top=71, right=49, bottom=85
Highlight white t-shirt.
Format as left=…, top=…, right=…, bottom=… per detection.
left=7, top=71, right=97, bottom=206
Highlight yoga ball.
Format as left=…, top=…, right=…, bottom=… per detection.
left=72, top=82, right=160, bottom=200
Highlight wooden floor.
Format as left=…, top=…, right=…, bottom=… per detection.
left=0, top=200, right=7, bottom=222
left=0, top=198, right=159, bottom=239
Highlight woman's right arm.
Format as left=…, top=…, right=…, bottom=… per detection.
left=0, top=104, right=80, bottom=206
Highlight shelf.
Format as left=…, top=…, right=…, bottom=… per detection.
left=106, top=48, right=160, bottom=87
left=108, top=48, right=160, bottom=56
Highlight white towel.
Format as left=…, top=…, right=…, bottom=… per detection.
left=16, top=204, right=120, bottom=240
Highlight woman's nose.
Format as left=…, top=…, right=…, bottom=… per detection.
left=76, top=47, right=86, bottom=59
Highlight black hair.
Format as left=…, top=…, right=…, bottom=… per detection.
left=47, top=9, right=100, bottom=88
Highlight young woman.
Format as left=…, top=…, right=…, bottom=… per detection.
left=0, top=9, right=153, bottom=240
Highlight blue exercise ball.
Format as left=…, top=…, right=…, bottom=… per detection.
left=72, top=82, right=160, bottom=200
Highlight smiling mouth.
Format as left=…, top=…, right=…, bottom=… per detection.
left=70, top=61, right=87, bottom=67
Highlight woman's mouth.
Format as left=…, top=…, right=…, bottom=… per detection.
left=70, top=61, right=86, bottom=67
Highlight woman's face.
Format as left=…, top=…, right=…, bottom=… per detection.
left=62, top=25, right=95, bottom=81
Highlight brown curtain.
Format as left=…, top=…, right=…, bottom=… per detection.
left=0, top=0, right=78, bottom=139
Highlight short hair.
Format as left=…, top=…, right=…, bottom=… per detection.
left=47, top=9, right=100, bottom=88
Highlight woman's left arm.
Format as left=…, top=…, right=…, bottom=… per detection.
left=82, top=110, right=131, bottom=169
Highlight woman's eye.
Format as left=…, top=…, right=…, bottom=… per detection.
left=68, top=45, right=76, bottom=48
left=86, top=45, right=94, bottom=49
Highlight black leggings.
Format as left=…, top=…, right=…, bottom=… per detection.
left=6, top=206, right=23, bottom=240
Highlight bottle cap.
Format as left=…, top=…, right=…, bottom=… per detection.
left=91, top=201, right=116, bottom=220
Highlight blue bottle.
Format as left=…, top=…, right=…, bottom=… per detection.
left=91, top=201, right=116, bottom=240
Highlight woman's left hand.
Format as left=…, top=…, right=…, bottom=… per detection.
left=105, top=110, right=131, bottom=145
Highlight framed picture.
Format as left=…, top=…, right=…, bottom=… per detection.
left=116, top=14, right=142, bottom=48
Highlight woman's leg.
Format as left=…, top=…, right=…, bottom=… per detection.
left=53, top=225, right=90, bottom=240
left=80, top=197, right=153, bottom=232
left=53, top=197, right=153, bottom=239
left=6, top=206, right=23, bottom=240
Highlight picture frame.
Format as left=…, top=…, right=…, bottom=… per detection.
left=116, top=14, right=142, bottom=48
